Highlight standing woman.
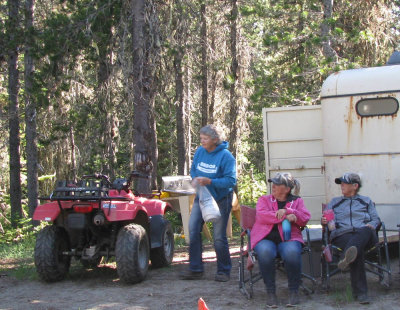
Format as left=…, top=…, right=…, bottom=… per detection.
left=180, top=125, right=236, bottom=282
left=251, top=172, right=311, bottom=308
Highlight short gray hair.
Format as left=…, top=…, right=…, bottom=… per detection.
left=199, top=124, right=222, bottom=145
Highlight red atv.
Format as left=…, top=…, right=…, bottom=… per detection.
left=33, top=171, right=175, bottom=284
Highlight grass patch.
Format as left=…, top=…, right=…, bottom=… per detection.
left=0, top=234, right=36, bottom=260
left=0, top=234, right=37, bottom=280
left=330, top=282, right=355, bottom=305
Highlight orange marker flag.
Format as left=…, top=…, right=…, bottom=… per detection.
left=198, top=297, right=209, bottom=310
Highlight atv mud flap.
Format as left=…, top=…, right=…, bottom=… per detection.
left=149, top=215, right=168, bottom=248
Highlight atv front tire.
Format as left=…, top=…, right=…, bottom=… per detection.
left=115, top=224, right=149, bottom=284
left=34, top=225, right=71, bottom=282
left=150, top=221, right=174, bottom=268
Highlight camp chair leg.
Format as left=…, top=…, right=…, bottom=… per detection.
left=238, top=256, right=253, bottom=299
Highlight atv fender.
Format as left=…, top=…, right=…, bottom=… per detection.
left=149, top=215, right=168, bottom=248
left=33, top=202, right=60, bottom=221
left=102, top=201, right=147, bottom=222
left=134, top=197, right=171, bottom=216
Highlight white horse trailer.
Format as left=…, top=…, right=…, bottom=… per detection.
left=262, top=60, right=400, bottom=234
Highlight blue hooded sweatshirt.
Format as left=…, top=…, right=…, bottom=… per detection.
left=190, top=141, right=236, bottom=201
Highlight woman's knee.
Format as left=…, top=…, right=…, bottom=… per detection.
left=255, top=243, right=276, bottom=262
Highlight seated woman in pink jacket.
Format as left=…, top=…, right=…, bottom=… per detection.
left=251, top=172, right=311, bottom=308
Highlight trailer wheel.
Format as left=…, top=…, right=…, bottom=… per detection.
left=150, top=221, right=174, bottom=268
left=34, top=225, right=71, bottom=282
left=115, top=223, right=149, bottom=284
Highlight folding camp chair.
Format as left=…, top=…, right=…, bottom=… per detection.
left=238, top=205, right=316, bottom=299
left=320, top=209, right=392, bottom=291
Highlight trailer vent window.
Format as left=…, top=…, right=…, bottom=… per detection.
left=356, top=97, right=399, bottom=117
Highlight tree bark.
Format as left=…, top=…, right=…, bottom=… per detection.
left=70, top=126, right=77, bottom=182
left=131, top=0, right=159, bottom=193
left=8, top=0, right=23, bottom=227
left=184, top=63, right=192, bottom=174
left=228, top=0, right=238, bottom=157
left=321, top=0, right=336, bottom=60
left=95, top=1, right=117, bottom=179
left=209, top=32, right=216, bottom=124
left=200, top=1, right=208, bottom=127
left=174, top=48, right=185, bottom=175
left=25, top=0, right=38, bottom=222
left=173, top=1, right=186, bottom=175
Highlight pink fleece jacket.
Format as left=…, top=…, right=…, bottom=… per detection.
left=250, top=194, right=311, bottom=250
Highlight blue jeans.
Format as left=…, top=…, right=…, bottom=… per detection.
left=254, top=239, right=302, bottom=293
left=188, top=192, right=233, bottom=275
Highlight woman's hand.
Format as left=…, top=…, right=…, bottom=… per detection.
left=196, top=177, right=212, bottom=186
left=366, top=223, right=375, bottom=230
left=286, top=214, right=297, bottom=223
left=276, top=209, right=287, bottom=220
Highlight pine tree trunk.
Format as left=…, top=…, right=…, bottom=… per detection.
left=321, top=0, right=336, bottom=60
left=209, top=33, right=216, bottom=124
left=131, top=0, right=159, bottom=193
left=228, top=0, right=238, bottom=157
left=96, top=2, right=117, bottom=180
left=184, top=64, right=191, bottom=174
left=174, top=48, right=185, bottom=175
left=25, top=0, right=38, bottom=222
left=200, top=1, right=208, bottom=126
left=8, top=0, right=23, bottom=227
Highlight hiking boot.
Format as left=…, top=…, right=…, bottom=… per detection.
left=214, top=273, right=230, bottom=282
left=338, top=246, right=357, bottom=270
left=357, top=294, right=370, bottom=304
left=265, top=292, right=278, bottom=308
left=179, top=269, right=204, bottom=280
left=286, top=290, right=299, bottom=307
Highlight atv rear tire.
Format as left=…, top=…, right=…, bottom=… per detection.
left=34, top=225, right=71, bottom=282
left=115, top=223, right=149, bottom=284
left=150, top=221, right=174, bottom=268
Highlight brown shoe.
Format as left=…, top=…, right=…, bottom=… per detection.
left=338, top=246, right=357, bottom=271
left=215, top=273, right=230, bottom=282
left=266, top=292, right=278, bottom=308
left=179, top=269, right=204, bottom=280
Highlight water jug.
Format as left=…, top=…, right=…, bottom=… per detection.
left=282, top=219, right=291, bottom=241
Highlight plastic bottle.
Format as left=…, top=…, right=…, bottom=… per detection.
left=282, top=219, right=291, bottom=241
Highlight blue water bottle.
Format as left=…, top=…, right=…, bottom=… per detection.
left=282, top=219, right=291, bottom=241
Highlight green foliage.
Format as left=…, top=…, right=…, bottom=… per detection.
left=0, top=217, right=42, bottom=245
left=237, top=168, right=267, bottom=207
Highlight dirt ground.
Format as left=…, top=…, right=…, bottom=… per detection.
left=1, top=244, right=399, bottom=310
